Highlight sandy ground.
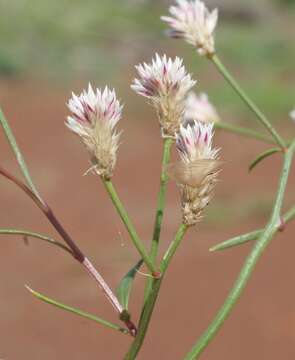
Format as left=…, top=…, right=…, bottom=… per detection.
left=0, top=79, right=294, bottom=359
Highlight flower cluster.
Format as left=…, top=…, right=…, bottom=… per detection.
left=131, top=54, right=196, bottom=137
left=168, top=120, right=220, bottom=225
left=66, top=84, right=122, bottom=179
left=184, top=92, right=220, bottom=124
left=161, top=0, right=218, bottom=57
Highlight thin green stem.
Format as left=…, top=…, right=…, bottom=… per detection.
left=210, top=203, right=295, bottom=252
left=211, top=55, right=286, bottom=149
left=214, top=122, right=275, bottom=145
left=103, top=180, right=158, bottom=276
left=0, top=107, right=41, bottom=199
left=150, top=138, right=173, bottom=266
left=124, top=224, right=188, bottom=360
left=184, top=139, right=295, bottom=359
left=161, top=223, right=188, bottom=272
left=0, top=228, right=73, bottom=254
left=210, top=230, right=261, bottom=252
left=26, top=286, right=129, bottom=335
left=284, top=205, right=295, bottom=224
left=144, top=138, right=173, bottom=299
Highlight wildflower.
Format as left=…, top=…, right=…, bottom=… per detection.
left=185, top=92, right=219, bottom=123
left=161, top=0, right=218, bottom=57
left=167, top=120, right=220, bottom=225
left=66, top=84, right=122, bottom=180
left=290, top=109, right=295, bottom=122
left=131, top=54, right=196, bottom=137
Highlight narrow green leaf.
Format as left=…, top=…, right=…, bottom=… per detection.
left=0, top=107, right=41, bottom=199
left=0, top=228, right=73, bottom=254
left=25, top=285, right=128, bottom=335
left=249, top=147, right=281, bottom=172
left=209, top=230, right=262, bottom=252
left=117, top=259, right=143, bottom=310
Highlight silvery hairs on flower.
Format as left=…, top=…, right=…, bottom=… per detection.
left=184, top=92, right=220, bottom=124
left=66, top=84, right=122, bottom=180
left=161, top=0, right=218, bottom=57
left=167, top=120, right=220, bottom=226
left=131, top=53, right=196, bottom=138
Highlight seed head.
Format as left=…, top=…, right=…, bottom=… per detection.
left=131, top=53, right=196, bottom=137
left=185, top=92, right=219, bottom=124
left=167, top=120, right=220, bottom=225
left=66, top=84, right=122, bottom=179
left=161, top=0, right=218, bottom=57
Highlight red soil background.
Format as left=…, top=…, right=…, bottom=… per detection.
left=0, top=78, right=294, bottom=359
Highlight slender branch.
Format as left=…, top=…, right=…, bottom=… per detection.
left=144, top=138, right=173, bottom=299
left=0, top=166, right=137, bottom=333
left=0, top=107, right=41, bottom=199
left=210, top=204, right=295, bottom=252
left=183, top=139, right=295, bottom=359
left=0, top=228, right=73, bottom=254
left=211, top=55, right=286, bottom=149
left=214, top=122, right=275, bottom=145
left=124, top=224, right=188, bottom=360
left=150, top=138, right=174, bottom=264
left=26, top=286, right=129, bottom=335
left=283, top=205, right=295, bottom=224
left=102, top=179, right=159, bottom=277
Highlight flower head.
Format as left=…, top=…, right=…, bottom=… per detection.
left=161, top=0, right=218, bottom=56
left=131, top=54, right=196, bottom=137
left=168, top=120, right=220, bottom=225
left=290, top=109, right=295, bottom=122
left=66, top=84, right=122, bottom=179
left=184, top=92, right=220, bottom=123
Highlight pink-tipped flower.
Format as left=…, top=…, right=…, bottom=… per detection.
left=290, top=109, right=295, bottom=123
left=167, top=120, right=220, bottom=225
left=161, top=0, right=218, bottom=57
left=185, top=92, right=220, bottom=123
left=131, top=53, right=196, bottom=137
left=66, top=84, right=122, bottom=179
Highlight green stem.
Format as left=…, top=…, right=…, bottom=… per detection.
left=26, top=286, right=129, bottom=335
left=0, top=228, right=73, bottom=254
left=124, top=224, right=188, bottom=360
left=284, top=205, right=295, bottom=223
left=103, top=180, right=158, bottom=276
left=210, top=203, right=295, bottom=252
left=214, top=122, right=275, bottom=145
left=210, top=230, right=261, bottom=252
left=144, top=138, right=173, bottom=299
left=0, top=107, right=41, bottom=199
left=184, top=139, right=295, bottom=359
left=211, top=55, right=286, bottom=149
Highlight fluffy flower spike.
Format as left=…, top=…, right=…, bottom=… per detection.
left=131, top=54, right=196, bottom=137
left=185, top=92, right=220, bottom=124
left=167, top=120, right=220, bottom=225
left=161, top=0, right=218, bottom=57
left=66, top=84, right=122, bottom=179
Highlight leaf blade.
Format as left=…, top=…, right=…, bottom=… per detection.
left=116, top=259, right=143, bottom=310
left=26, top=285, right=128, bottom=334
left=249, top=147, right=281, bottom=172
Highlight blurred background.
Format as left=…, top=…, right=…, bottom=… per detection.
left=0, top=0, right=295, bottom=359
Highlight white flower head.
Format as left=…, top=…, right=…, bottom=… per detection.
left=290, top=109, right=295, bottom=122
left=131, top=54, right=196, bottom=137
left=161, top=0, right=218, bottom=56
left=66, top=84, right=122, bottom=179
left=167, top=119, right=220, bottom=225
left=177, top=120, right=219, bottom=162
left=185, top=92, right=220, bottom=123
